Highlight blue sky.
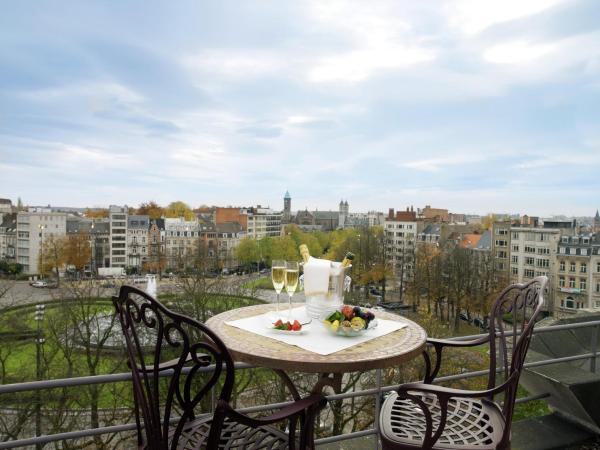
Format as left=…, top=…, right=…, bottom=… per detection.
left=1, top=0, right=600, bottom=216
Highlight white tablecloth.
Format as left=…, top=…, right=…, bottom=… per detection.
left=225, top=306, right=407, bottom=356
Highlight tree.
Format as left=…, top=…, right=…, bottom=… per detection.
left=236, top=238, right=259, bottom=269
left=40, top=235, right=67, bottom=285
left=16, top=197, right=23, bottom=211
left=165, top=201, right=195, bottom=220
left=481, top=214, right=498, bottom=231
left=64, top=232, right=92, bottom=275
left=83, top=208, right=109, bottom=218
left=270, top=236, right=299, bottom=261
left=136, top=201, right=165, bottom=219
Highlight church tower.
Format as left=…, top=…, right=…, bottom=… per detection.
left=594, top=210, right=600, bottom=233
left=283, top=191, right=291, bottom=223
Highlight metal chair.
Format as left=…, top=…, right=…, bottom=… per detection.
left=113, top=285, right=326, bottom=449
left=379, top=276, right=548, bottom=450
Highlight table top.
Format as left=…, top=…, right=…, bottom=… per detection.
left=206, top=303, right=427, bottom=373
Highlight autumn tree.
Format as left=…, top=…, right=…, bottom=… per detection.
left=83, top=208, right=108, bottom=219
left=165, top=201, right=195, bottom=220
left=65, top=232, right=92, bottom=275
left=40, top=235, right=67, bottom=285
left=136, top=201, right=165, bottom=219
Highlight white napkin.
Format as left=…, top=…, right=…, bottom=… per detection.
left=225, top=307, right=408, bottom=356
left=303, top=256, right=331, bottom=296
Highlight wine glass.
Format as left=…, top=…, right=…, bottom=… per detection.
left=284, top=261, right=299, bottom=320
left=270, top=260, right=285, bottom=320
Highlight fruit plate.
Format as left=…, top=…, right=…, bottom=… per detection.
left=265, top=317, right=309, bottom=335
left=320, top=305, right=378, bottom=337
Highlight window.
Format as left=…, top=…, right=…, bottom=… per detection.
left=498, top=250, right=507, bottom=258
left=524, top=269, right=535, bottom=278
left=537, top=258, right=549, bottom=268
left=561, top=236, right=569, bottom=243
left=581, top=280, right=586, bottom=291
left=565, top=297, right=575, bottom=309
left=537, top=248, right=550, bottom=255
left=582, top=248, right=588, bottom=256
left=512, top=244, right=519, bottom=252
left=511, top=255, right=518, bottom=264
left=559, top=276, right=565, bottom=287
left=524, top=246, right=535, bottom=253
left=525, top=257, right=534, bottom=265
left=559, top=247, right=566, bottom=254
left=559, top=261, right=565, bottom=271
left=581, top=263, right=587, bottom=273
left=495, top=240, right=507, bottom=247
left=511, top=267, right=518, bottom=275
left=570, top=262, right=576, bottom=272
left=597, top=283, right=600, bottom=293
left=512, top=232, right=519, bottom=239
left=539, top=233, right=547, bottom=241
left=496, top=229, right=508, bottom=235
left=569, top=278, right=576, bottom=288
left=569, top=248, right=576, bottom=255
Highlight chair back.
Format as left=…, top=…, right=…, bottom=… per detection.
left=486, top=276, right=547, bottom=425
left=113, top=285, right=235, bottom=449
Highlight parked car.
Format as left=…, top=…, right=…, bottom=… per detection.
left=31, top=281, right=48, bottom=288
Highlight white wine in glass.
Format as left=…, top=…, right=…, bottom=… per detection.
left=284, top=261, right=299, bottom=320
left=271, top=260, right=285, bottom=318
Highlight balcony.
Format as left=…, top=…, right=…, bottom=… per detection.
left=1, top=318, right=600, bottom=449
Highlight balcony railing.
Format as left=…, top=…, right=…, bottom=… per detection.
left=0, top=320, right=599, bottom=449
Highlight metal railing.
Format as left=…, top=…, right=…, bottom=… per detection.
left=0, top=319, right=599, bottom=449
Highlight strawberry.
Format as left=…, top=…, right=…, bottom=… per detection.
left=274, top=319, right=283, bottom=328
left=287, top=322, right=292, bottom=331
left=292, top=320, right=301, bottom=331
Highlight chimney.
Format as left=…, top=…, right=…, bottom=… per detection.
left=406, top=206, right=409, bottom=212
left=388, top=208, right=394, bottom=219
left=410, top=205, right=414, bottom=212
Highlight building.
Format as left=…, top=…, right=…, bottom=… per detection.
left=594, top=211, right=600, bottom=233
left=215, top=207, right=248, bottom=230
left=368, top=211, right=385, bottom=227
left=245, top=206, right=282, bottom=239
left=147, top=219, right=166, bottom=273
left=127, top=215, right=150, bottom=271
left=0, top=198, right=14, bottom=216
left=492, top=221, right=511, bottom=279
left=509, top=226, right=561, bottom=310
left=418, top=223, right=442, bottom=246
left=0, top=213, right=17, bottom=262
left=338, top=200, right=349, bottom=228
left=419, top=205, right=449, bottom=222
left=109, top=205, right=128, bottom=269
left=282, top=191, right=292, bottom=223
left=385, top=208, right=418, bottom=285
left=554, top=234, right=600, bottom=313
left=65, top=217, right=110, bottom=273
left=164, top=218, right=202, bottom=270
left=216, top=222, right=245, bottom=270
left=16, top=210, right=68, bottom=274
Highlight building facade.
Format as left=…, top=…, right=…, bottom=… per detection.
left=491, top=221, right=511, bottom=280
left=0, top=213, right=17, bottom=262
left=127, top=215, right=150, bottom=271
left=384, top=208, right=418, bottom=284
left=109, top=205, right=128, bottom=269
left=16, top=210, right=68, bottom=274
left=245, top=207, right=282, bottom=239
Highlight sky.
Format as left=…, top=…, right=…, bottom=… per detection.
left=1, top=0, right=600, bottom=217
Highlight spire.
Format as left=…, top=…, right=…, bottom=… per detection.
left=596, top=210, right=600, bottom=219
left=284, top=190, right=291, bottom=200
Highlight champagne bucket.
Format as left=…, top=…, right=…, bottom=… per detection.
left=303, top=264, right=352, bottom=319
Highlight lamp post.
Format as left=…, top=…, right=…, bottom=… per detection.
left=34, top=304, right=46, bottom=450
left=38, top=224, right=46, bottom=280
left=90, top=222, right=95, bottom=278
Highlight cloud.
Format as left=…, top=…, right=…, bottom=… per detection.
left=483, top=40, right=557, bottom=64
left=444, top=0, right=566, bottom=35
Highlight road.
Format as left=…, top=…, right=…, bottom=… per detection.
left=0, top=276, right=305, bottom=309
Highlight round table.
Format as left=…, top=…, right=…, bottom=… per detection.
left=206, top=303, right=427, bottom=393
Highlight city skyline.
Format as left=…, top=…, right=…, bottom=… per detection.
left=2, top=1, right=600, bottom=215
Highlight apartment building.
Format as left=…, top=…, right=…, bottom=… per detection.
left=554, top=234, right=600, bottom=312
left=509, top=227, right=561, bottom=310
left=0, top=213, right=17, bottom=262
left=385, top=208, right=417, bottom=283
left=492, top=221, right=511, bottom=280
left=16, top=209, right=68, bottom=274
left=127, top=215, right=149, bottom=270
left=65, top=217, right=110, bottom=273
left=109, top=205, right=128, bottom=268
left=245, top=206, right=282, bottom=239
left=216, top=222, right=245, bottom=270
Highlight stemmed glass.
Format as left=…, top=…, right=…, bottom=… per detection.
left=284, top=261, right=299, bottom=320
left=270, top=260, right=286, bottom=320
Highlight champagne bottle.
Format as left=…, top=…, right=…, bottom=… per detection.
left=341, top=252, right=354, bottom=267
left=299, top=244, right=310, bottom=263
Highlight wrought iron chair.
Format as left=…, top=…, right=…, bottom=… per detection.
left=113, top=285, right=326, bottom=449
left=379, top=276, right=548, bottom=450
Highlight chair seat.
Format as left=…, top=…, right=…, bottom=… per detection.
left=380, top=391, right=506, bottom=450
left=166, top=415, right=290, bottom=449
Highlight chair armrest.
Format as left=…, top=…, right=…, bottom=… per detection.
left=220, top=394, right=327, bottom=427
left=133, top=353, right=211, bottom=373
left=400, top=371, right=517, bottom=400
left=427, top=335, right=489, bottom=348
left=422, top=335, right=490, bottom=383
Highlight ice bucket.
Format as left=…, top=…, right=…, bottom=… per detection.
left=303, top=264, right=352, bottom=319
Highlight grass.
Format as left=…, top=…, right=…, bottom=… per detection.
left=243, top=277, right=275, bottom=290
